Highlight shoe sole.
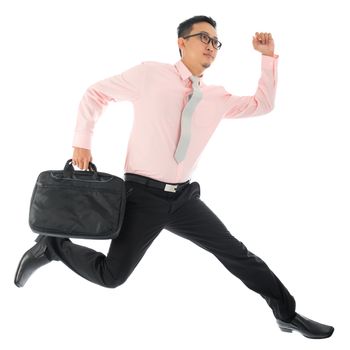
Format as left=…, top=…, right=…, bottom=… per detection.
left=279, top=325, right=334, bottom=339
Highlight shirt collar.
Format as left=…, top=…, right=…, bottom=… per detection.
left=174, top=60, right=204, bottom=86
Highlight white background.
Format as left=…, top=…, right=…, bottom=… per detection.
left=1, top=0, right=349, bottom=349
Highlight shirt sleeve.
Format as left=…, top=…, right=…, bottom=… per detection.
left=72, top=62, right=146, bottom=149
left=221, top=54, right=279, bottom=119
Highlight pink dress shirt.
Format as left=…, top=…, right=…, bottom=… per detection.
left=73, top=54, right=279, bottom=183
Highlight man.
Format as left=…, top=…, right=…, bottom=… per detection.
left=15, top=15, right=334, bottom=339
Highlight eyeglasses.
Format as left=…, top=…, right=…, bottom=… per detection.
left=183, top=32, right=222, bottom=50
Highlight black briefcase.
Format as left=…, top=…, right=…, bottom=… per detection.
left=28, top=159, right=126, bottom=239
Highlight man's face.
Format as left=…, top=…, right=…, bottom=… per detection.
left=178, top=22, right=219, bottom=69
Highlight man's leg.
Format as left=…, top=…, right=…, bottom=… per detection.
left=16, top=181, right=169, bottom=288
left=165, top=182, right=296, bottom=321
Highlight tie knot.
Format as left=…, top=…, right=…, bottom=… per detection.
left=190, top=76, right=200, bottom=88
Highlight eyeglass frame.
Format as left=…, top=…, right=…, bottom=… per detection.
left=182, top=31, right=222, bottom=50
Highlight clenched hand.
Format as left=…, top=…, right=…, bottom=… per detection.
left=252, top=32, right=275, bottom=56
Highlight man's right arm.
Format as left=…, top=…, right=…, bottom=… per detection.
left=71, top=63, right=146, bottom=169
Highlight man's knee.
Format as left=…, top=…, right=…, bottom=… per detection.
left=102, top=274, right=129, bottom=289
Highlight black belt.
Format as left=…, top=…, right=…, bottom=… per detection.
left=124, top=173, right=190, bottom=193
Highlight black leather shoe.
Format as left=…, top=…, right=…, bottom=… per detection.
left=14, top=235, right=53, bottom=287
left=276, top=313, right=334, bottom=339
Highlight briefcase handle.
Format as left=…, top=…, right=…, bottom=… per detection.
left=63, top=159, right=98, bottom=179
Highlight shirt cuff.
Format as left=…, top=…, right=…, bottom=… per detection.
left=72, top=132, right=92, bottom=150
left=261, top=53, right=279, bottom=69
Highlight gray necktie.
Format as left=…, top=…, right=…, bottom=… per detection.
left=174, top=76, right=203, bottom=163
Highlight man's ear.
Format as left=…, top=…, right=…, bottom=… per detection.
left=177, top=37, right=185, bottom=53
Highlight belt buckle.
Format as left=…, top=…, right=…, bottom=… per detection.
left=164, top=184, right=178, bottom=192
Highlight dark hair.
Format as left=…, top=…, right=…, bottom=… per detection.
left=177, top=15, right=217, bottom=57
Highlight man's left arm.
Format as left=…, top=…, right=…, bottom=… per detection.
left=221, top=32, right=279, bottom=119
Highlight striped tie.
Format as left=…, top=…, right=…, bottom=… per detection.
left=174, top=76, right=203, bottom=163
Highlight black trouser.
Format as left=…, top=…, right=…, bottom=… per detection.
left=46, top=173, right=296, bottom=322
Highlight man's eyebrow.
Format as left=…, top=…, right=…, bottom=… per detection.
left=201, top=31, right=218, bottom=39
